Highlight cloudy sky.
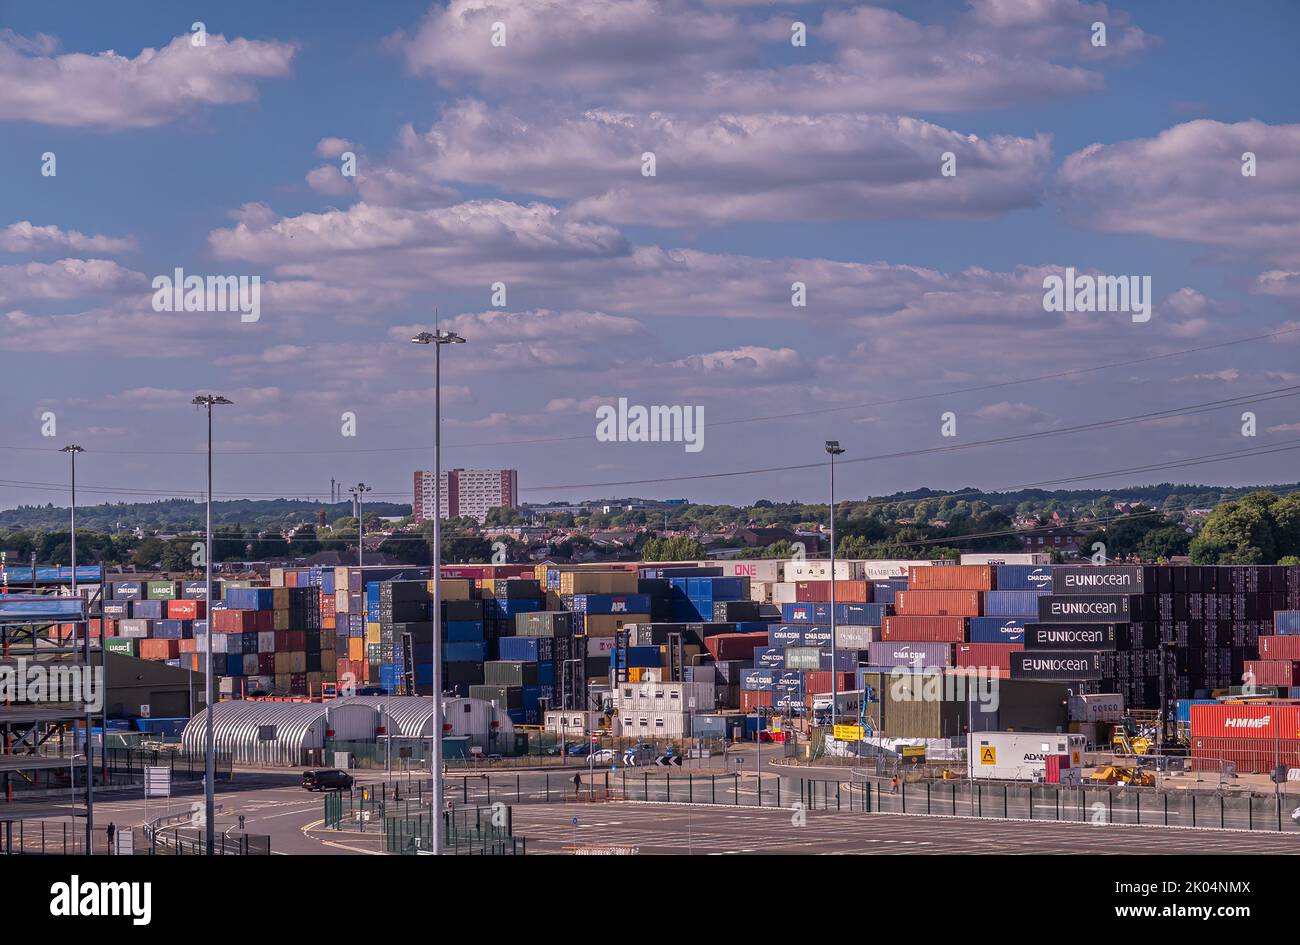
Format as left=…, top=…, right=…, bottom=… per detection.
left=2, top=0, right=1299, bottom=510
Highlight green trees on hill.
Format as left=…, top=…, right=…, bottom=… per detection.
left=1190, top=491, right=1300, bottom=564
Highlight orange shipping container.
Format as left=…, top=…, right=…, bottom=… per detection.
left=882, top=615, right=968, bottom=642
left=908, top=565, right=994, bottom=591
left=139, top=639, right=180, bottom=660
left=1244, top=661, right=1300, bottom=687
left=894, top=590, right=982, bottom=616
left=740, top=690, right=774, bottom=711
left=166, top=599, right=206, bottom=620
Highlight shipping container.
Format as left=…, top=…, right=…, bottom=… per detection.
left=1022, top=623, right=1120, bottom=650
left=1244, top=660, right=1300, bottom=687
left=981, top=590, right=1045, bottom=617
left=867, top=641, right=954, bottom=667
left=782, top=561, right=859, bottom=581
left=907, top=565, right=994, bottom=591
left=956, top=643, right=1024, bottom=672
left=1051, top=566, right=1146, bottom=595
left=1009, top=651, right=1103, bottom=680
left=968, top=616, right=1027, bottom=645
left=970, top=732, right=1086, bottom=781
left=992, top=564, right=1055, bottom=591
left=1257, top=636, right=1300, bottom=660
left=1036, top=594, right=1131, bottom=623
left=881, top=615, right=967, bottom=642
left=894, top=590, right=981, bottom=617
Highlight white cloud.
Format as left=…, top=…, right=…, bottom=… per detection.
left=0, top=31, right=297, bottom=129
left=1057, top=120, right=1300, bottom=265
left=0, top=258, right=144, bottom=305
left=1253, top=271, right=1300, bottom=300
left=0, top=221, right=137, bottom=256
left=358, top=101, right=1051, bottom=225
left=391, top=0, right=1149, bottom=113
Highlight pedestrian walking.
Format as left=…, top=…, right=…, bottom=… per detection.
left=574, top=772, right=582, bottom=799
left=238, top=814, right=246, bottom=832
left=890, top=775, right=900, bottom=795
left=106, top=821, right=116, bottom=853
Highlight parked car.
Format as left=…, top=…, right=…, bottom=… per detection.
left=301, top=769, right=354, bottom=792
left=567, top=743, right=593, bottom=757
left=589, top=749, right=617, bottom=765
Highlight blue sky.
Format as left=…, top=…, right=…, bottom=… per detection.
left=2, top=0, right=1299, bottom=511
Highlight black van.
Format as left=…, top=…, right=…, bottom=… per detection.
left=302, top=769, right=354, bottom=792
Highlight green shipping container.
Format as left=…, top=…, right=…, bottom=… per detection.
left=104, top=637, right=137, bottom=657
left=147, top=580, right=181, bottom=600
left=483, top=661, right=538, bottom=688
left=515, top=611, right=573, bottom=637
left=468, top=684, right=522, bottom=709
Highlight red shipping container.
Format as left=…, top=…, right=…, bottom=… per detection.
left=259, top=653, right=276, bottom=674
left=1257, top=636, right=1300, bottom=660
left=741, top=690, right=774, bottom=711
left=167, top=599, right=206, bottom=620
left=178, top=639, right=197, bottom=653
left=882, top=615, right=968, bottom=642
left=804, top=671, right=853, bottom=695
left=956, top=643, right=1024, bottom=671
left=1044, top=754, right=1069, bottom=783
left=213, top=609, right=263, bottom=633
left=321, top=593, right=336, bottom=618
left=908, top=565, right=994, bottom=591
left=1190, top=735, right=1300, bottom=774
left=1244, top=660, right=1300, bottom=687
left=704, top=632, right=769, bottom=662
left=1190, top=703, right=1300, bottom=740
left=894, top=590, right=982, bottom=617
left=290, top=672, right=308, bottom=694
left=794, top=580, right=871, bottom=603
left=139, top=639, right=180, bottom=660
left=284, top=571, right=299, bottom=588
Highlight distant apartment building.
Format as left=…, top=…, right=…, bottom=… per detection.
left=413, top=468, right=518, bottom=523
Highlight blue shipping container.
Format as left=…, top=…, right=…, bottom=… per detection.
left=982, top=590, right=1045, bottom=617
left=968, top=617, right=1027, bottom=644
left=1275, top=611, right=1300, bottom=634
left=445, top=620, right=485, bottom=642
left=994, top=564, right=1055, bottom=591
left=444, top=641, right=487, bottom=662
left=226, top=587, right=275, bottom=611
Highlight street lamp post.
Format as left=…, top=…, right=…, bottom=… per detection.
left=60, top=445, right=90, bottom=850
left=824, top=441, right=845, bottom=730
left=192, top=394, right=232, bottom=856
left=349, top=483, right=371, bottom=566
left=411, top=327, right=466, bottom=855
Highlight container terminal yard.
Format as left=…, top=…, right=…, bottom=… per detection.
left=4, top=556, right=1299, bottom=861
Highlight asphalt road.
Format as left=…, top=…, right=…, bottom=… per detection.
left=21, top=760, right=1299, bottom=855
left=513, top=803, right=1300, bottom=855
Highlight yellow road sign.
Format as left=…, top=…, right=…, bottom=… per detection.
left=833, top=724, right=864, bottom=742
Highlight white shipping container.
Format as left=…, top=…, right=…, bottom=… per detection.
left=243, top=654, right=259, bottom=675
left=615, top=680, right=715, bottom=714
left=960, top=553, right=1052, bottom=565
left=750, top=580, right=772, bottom=603
left=860, top=560, right=935, bottom=581
left=117, top=618, right=150, bottom=638
left=336, top=590, right=350, bottom=614
left=544, top=710, right=602, bottom=736
left=969, top=731, right=1087, bottom=781
left=586, top=636, right=615, bottom=658
left=708, top=559, right=784, bottom=583
left=208, top=633, right=229, bottom=654
left=618, top=710, right=691, bottom=739
left=257, top=631, right=276, bottom=652
left=783, top=560, right=860, bottom=581
left=1069, top=693, right=1125, bottom=723
left=772, top=582, right=798, bottom=604
left=836, top=625, right=875, bottom=649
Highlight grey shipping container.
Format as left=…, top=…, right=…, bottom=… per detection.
left=1010, top=650, right=1103, bottom=680
left=1037, top=594, right=1131, bottom=623
left=1051, top=566, right=1145, bottom=595
left=867, top=641, right=954, bottom=667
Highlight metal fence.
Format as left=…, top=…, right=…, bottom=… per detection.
left=0, top=817, right=270, bottom=854
left=103, top=747, right=233, bottom=782
left=797, top=776, right=1300, bottom=833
